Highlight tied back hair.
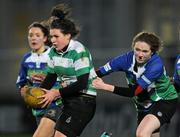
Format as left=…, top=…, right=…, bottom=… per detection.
left=51, top=3, right=71, bottom=20
left=40, top=20, right=52, bottom=46
left=50, top=3, right=80, bottom=39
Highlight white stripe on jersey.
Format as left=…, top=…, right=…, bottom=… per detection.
left=104, top=62, right=112, bottom=72
left=89, top=68, right=97, bottom=79
left=53, top=56, right=73, bottom=68
left=177, top=58, right=180, bottom=64
left=74, top=57, right=90, bottom=71
left=142, top=75, right=151, bottom=84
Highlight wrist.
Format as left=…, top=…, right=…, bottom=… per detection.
left=52, top=89, right=60, bottom=99
left=104, top=83, right=114, bottom=92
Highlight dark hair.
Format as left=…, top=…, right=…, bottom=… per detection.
left=28, top=22, right=52, bottom=46
left=132, top=31, right=163, bottom=53
left=50, top=4, right=80, bottom=39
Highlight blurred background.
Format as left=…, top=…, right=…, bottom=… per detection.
left=0, top=0, right=179, bottom=137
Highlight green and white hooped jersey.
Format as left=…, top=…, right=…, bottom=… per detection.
left=47, top=40, right=97, bottom=96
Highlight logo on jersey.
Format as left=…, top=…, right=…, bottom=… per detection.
left=47, top=109, right=56, bottom=117
left=66, top=116, right=72, bottom=123
left=144, top=103, right=152, bottom=108
left=157, top=111, right=162, bottom=117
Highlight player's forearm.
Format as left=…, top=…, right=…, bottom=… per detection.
left=96, top=69, right=107, bottom=78
left=60, top=73, right=89, bottom=98
left=40, top=73, right=57, bottom=89
left=101, top=83, right=115, bottom=92
left=113, top=84, right=144, bottom=97
left=20, top=85, right=29, bottom=97
left=113, top=86, right=134, bottom=97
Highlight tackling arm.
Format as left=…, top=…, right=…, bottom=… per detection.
left=113, top=84, right=144, bottom=97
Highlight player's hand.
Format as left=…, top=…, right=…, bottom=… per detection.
left=38, top=89, right=60, bottom=108
left=93, top=77, right=115, bottom=92
left=30, top=74, right=46, bottom=83
left=92, top=77, right=106, bottom=90
left=20, top=85, right=29, bottom=97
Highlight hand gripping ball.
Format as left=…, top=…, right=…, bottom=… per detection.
left=23, top=87, right=45, bottom=108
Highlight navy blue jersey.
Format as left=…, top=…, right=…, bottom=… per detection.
left=99, top=51, right=177, bottom=102
left=173, top=55, right=180, bottom=93
left=16, top=48, right=51, bottom=88
left=173, top=55, right=180, bottom=85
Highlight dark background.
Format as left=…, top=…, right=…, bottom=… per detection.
left=0, top=0, right=179, bottom=137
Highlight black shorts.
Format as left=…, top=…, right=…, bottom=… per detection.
left=55, top=95, right=96, bottom=137
left=137, top=99, right=178, bottom=129
left=35, top=105, right=63, bottom=125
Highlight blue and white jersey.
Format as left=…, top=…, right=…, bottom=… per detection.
left=16, top=47, right=63, bottom=116
left=16, top=48, right=51, bottom=88
left=173, top=55, right=180, bottom=85
left=99, top=51, right=177, bottom=101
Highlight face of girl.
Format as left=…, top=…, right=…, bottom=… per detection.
left=133, top=41, right=153, bottom=64
left=50, top=29, right=71, bottom=51
left=28, top=27, right=47, bottom=51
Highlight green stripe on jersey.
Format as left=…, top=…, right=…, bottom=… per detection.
left=150, top=75, right=177, bottom=101
left=47, top=40, right=97, bottom=96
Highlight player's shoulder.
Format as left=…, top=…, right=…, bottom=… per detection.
left=150, top=53, right=163, bottom=64
left=176, top=54, right=180, bottom=63
left=114, top=51, right=134, bottom=63
left=48, top=46, right=56, bottom=55
left=22, top=51, right=32, bottom=61
left=69, top=40, right=86, bottom=53
left=146, top=53, right=163, bottom=70
left=23, top=51, right=31, bottom=57
left=43, top=47, right=51, bottom=55
left=176, top=54, right=180, bottom=59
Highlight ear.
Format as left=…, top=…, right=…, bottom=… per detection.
left=65, top=33, right=71, bottom=39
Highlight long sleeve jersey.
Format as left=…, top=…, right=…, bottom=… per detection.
left=16, top=47, right=63, bottom=116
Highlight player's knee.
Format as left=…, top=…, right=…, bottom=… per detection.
left=136, top=129, right=148, bottom=137
left=33, top=131, right=52, bottom=137
left=33, top=132, right=42, bottom=137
